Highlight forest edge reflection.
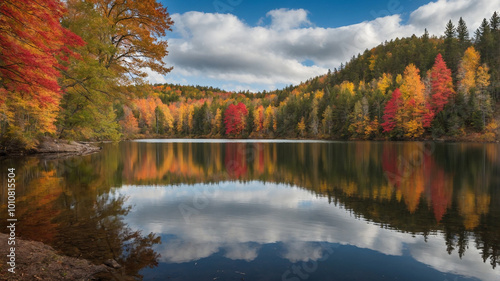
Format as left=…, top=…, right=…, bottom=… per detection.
left=1, top=140, right=499, bottom=279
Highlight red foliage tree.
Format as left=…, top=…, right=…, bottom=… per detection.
left=425, top=54, right=455, bottom=127
left=0, top=0, right=84, bottom=105
left=224, top=103, right=248, bottom=135
left=382, top=89, right=403, bottom=133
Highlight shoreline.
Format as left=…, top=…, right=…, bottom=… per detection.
left=125, top=134, right=500, bottom=144
left=1, top=135, right=498, bottom=157
left=0, top=233, right=126, bottom=281
left=1, top=137, right=102, bottom=157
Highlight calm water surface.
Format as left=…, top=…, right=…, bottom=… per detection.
left=1, top=140, right=500, bottom=281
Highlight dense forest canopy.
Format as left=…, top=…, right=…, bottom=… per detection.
left=0, top=0, right=173, bottom=149
left=118, top=12, right=500, bottom=142
left=1, top=1, right=499, bottom=149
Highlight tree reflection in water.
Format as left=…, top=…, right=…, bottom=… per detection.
left=1, top=140, right=499, bottom=275
left=0, top=155, right=161, bottom=279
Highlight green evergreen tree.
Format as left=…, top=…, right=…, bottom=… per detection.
left=444, top=20, right=459, bottom=75
left=490, top=12, right=500, bottom=100
left=475, top=18, right=493, bottom=64
left=457, top=17, right=470, bottom=54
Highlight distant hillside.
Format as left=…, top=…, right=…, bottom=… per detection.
left=117, top=12, right=500, bottom=142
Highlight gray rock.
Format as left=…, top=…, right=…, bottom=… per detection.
left=104, top=259, right=121, bottom=269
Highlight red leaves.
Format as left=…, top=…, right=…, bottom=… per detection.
left=382, top=89, right=403, bottom=133
left=224, top=103, right=248, bottom=136
left=381, top=55, right=455, bottom=135
left=0, top=0, right=84, bottom=106
left=429, top=54, right=455, bottom=115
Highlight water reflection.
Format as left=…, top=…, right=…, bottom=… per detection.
left=121, top=182, right=498, bottom=280
left=0, top=155, right=161, bottom=279
left=1, top=140, right=500, bottom=280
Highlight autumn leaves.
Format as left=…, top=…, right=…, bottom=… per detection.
left=381, top=48, right=491, bottom=139
left=0, top=0, right=85, bottom=148
left=381, top=56, right=451, bottom=138
left=0, top=0, right=173, bottom=149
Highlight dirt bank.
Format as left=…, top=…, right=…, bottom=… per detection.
left=1, top=137, right=102, bottom=156
left=34, top=137, right=102, bottom=155
left=0, top=233, right=127, bottom=280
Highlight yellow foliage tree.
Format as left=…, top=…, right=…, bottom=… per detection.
left=400, top=64, right=426, bottom=138
left=400, top=64, right=425, bottom=103
left=263, top=105, right=274, bottom=133
left=253, top=105, right=264, bottom=132
left=176, top=104, right=185, bottom=134
left=297, top=116, right=306, bottom=137
left=340, top=81, right=355, bottom=96
left=377, top=73, right=393, bottom=95
left=213, top=108, right=222, bottom=135
left=187, top=104, right=195, bottom=133
left=458, top=46, right=480, bottom=94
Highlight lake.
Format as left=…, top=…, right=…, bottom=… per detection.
left=1, top=140, right=500, bottom=280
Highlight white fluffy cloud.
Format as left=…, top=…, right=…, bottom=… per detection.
left=119, top=182, right=500, bottom=280
left=408, top=0, right=500, bottom=35
left=160, top=0, right=500, bottom=91
left=266, top=8, right=311, bottom=30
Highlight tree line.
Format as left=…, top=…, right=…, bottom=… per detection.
left=121, top=12, right=500, bottom=141
left=1, top=2, right=499, bottom=148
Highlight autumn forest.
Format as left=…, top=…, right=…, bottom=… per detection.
left=1, top=0, right=500, bottom=151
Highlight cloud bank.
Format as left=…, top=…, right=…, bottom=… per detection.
left=160, top=0, right=500, bottom=91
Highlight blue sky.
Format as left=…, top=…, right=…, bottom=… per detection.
left=148, top=0, right=500, bottom=91
left=162, top=0, right=432, bottom=28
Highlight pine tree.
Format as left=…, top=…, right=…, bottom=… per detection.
left=490, top=12, right=500, bottom=100
left=490, top=12, right=500, bottom=30
left=444, top=20, right=458, bottom=73
left=475, top=18, right=493, bottom=64
left=457, top=17, right=470, bottom=54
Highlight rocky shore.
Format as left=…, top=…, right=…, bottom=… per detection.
left=0, top=233, right=128, bottom=281
left=34, top=137, right=102, bottom=155
left=1, top=137, right=102, bottom=156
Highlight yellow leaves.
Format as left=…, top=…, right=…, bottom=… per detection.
left=377, top=73, right=393, bottom=95
left=0, top=89, right=59, bottom=147
left=400, top=64, right=425, bottom=103
left=213, top=108, right=222, bottom=134
left=176, top=104, right=185, bottom=133
left=395, top=74, right=403, bottom=86
left=314, top=90, right=324, bottom=100
left=253, top=105, right=264, bottom=132
left=403, top=119, right=424, bottom=139
left=458, top=187, right=490, bottom=230
left=364, top=117, right=379, bottom=139
left=481, top=120, right=499, bottom=141
left=160, top=104, right=174, bottom=132
left=476, top=64, right=491, bottom=90
left=340, top=81, right=355, bottom=95
left=263, top=105, right=275, bottom=132
left=297, top=116, right=306, bottom=136
left=458, top=46, right=481, bottom=94
left=187, top=104, right=194, bottom=131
